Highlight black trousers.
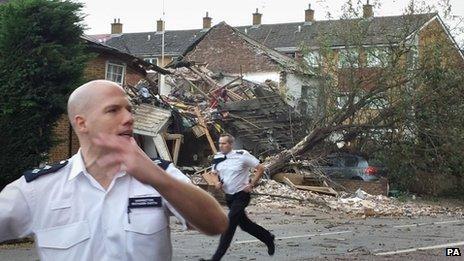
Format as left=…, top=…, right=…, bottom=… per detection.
left=212, top=191, right=273, bottom=260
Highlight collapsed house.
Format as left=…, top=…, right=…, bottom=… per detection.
left=126, top=63, right=307, bottom=163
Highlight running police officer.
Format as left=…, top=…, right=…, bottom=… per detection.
left=203, top=134, right=275, bottom=261
left=0, top=80, right=228, bottom=260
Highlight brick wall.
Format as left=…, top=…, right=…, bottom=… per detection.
left=48, top=114, right=79, bottom=162
left=84, top=55, right=106, bottom=80
left=418, top=18, right=464, bottom=68
left=185, top=23, right=280, bottom=74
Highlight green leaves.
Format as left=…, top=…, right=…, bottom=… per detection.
left=0, top=0, right=88, bottom=188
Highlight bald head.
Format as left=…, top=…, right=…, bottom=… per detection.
left=67, top=80, right=125, bottom=128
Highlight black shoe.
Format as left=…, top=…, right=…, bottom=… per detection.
left=267, top=234, right=275, bottom=256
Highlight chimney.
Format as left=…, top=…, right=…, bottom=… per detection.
left=305, top=4, right=315, bottom=23
left=203, top=12, right=212, bottom=29
left=363, top=0, right=374, bottom=18
left=111, top=18, right=122, bottom=34
left=156, top=19, right=165, bottom=32
left=252, top=8, right=262, bottom=26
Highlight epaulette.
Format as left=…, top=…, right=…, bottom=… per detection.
left=235, top=150, right=245, bottom=155
left=212, top=155, right=227, bottom=170
left=150, top=157, right=171, bottom=170
left=23, top=160, right=68, bottom=183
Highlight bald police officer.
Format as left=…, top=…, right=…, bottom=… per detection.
left=0, top=80, right=228, bottom=260
left=204, top=134, right=275, bottom=261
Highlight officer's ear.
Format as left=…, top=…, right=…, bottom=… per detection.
left=74, top=115, right=88, bottom=133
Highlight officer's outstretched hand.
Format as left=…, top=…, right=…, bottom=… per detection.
left=89, top=133, right=158, bottom=185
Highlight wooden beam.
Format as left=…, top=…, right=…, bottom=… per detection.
left=194, top=106, right=217, bottom=154
left=172, top=137, right=182, bottom=165
left=180, top=75, right=209, bottom=98
left=163, top=133, right=184, bottom=165
left=153, top=134, right=172, bottom=161
left=294, top=185, right=338, bottom=196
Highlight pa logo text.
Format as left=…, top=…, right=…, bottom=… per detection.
left=446, top=247, right=461, bottom=256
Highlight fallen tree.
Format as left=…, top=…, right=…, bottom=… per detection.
left=263, top=1, right=464, bottom=183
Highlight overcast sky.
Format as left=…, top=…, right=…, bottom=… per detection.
left=80, top=0, right=464, bottom=43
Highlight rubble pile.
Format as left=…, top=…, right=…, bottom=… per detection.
left=251, top=180, right=464, bottom=217
left=326, top=190, right=464, bottom=217
left=253, top=179, right=320, bottom=209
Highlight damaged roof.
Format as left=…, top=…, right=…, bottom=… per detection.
left=133, top=104, right=171, bottom=137
left=219, top=87, right=306, bottom=155
left=104, top=13, right=436, bottom=57
left=175, top=22, right=299, bottom=71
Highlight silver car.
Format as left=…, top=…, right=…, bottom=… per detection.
left=317, top=153, right=380, bottom=181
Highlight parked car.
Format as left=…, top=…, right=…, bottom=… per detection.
left=315, top=153, right=382, bottom=181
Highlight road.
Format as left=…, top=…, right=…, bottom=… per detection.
left=1, top=202, right=463, bottom=260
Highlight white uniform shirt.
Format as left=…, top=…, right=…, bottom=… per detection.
left=213, top=150, right=260, bottom=195
left=0, top=151, right=190, bottom=261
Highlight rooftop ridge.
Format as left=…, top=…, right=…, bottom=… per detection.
left=90, top=12, right=436, bottom=37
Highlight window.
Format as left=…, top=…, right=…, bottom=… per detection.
left=143, top=57, right=158, bottom=65
left=304, top=51, right=320, bottom=67
left=336, top=93, right=360, bottom=109
left=105, top=62, right=125, bottom=85
left=338, top=49, right=359, bottom=68
left=366, top=47, right=389, bottom=67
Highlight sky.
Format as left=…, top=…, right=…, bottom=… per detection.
left=80, top=0, right=464, bottom=44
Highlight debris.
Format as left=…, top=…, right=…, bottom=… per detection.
left=293, top=185, right=338, bottom=196
left=194, top=106, right=217, bottom=154
left=325, top=190, right=464, bottom=217
left=273, top=173, right=338, bottom=196
left=355, top=189, right=369, bottom=199
left=164, top=133, right=183, bottom=164
left=201, top=170, right=219, bottom=186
